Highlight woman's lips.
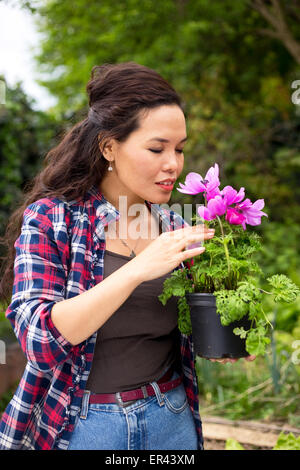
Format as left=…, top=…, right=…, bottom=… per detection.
left=155, top=182, right=174, bottom=191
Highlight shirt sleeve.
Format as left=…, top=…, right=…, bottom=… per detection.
left=5, top=202, right=74, bottom=372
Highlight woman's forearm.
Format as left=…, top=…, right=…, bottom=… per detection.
left=51, top=259, right=143, bottom=346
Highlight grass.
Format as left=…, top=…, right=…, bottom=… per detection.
left=196, top=353, right=300, bottom=428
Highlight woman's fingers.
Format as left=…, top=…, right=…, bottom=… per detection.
left=171, top=224, right=215, bottom=242
left=209, top=355, right=257, bottom=364
left=176, top=225, right=215, bottom=254
left=245, top=355, right=256, bottom=361
left=209, top=358, right=238, bottom=364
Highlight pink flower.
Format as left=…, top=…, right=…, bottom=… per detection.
left=197, top=195, right=227, bottom=221
left=178, top=162, right=268, bottom=230
left=226, top=198, right=268, bottom=230
left=221, top=185, right=245, bottom=205
left=177, top=164, right=220, bottom=197
left=240, top=198, right=268, bottom=227
left=177, top=172, right=206, bottom=194
left=225, top=207, right=247, bottom=228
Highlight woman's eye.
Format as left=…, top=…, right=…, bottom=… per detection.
left=149, top=149, right=184, bottom=154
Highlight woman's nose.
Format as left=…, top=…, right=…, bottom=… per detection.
left=163, top=152, right=180, bottom=171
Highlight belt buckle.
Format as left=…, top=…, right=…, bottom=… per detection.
left=115, top=392, right=137, bottom=408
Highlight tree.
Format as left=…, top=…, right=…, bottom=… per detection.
left=249, top=0, right=300, bottom=65
left=4, top=0, right=300, bottom=275
left=16, top=0, right=297, bottom=112
left=0, top=77, right=60, bottom=236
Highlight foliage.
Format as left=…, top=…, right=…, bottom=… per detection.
left=12, top=0, right=299, bottom=238
left=158, top=268, right=194, bottom=335
left=217, top=275, right=299, bottom=356
left=196, top=345, right=300, bottom=426
left=0, top=389, right=14, bottom=415
left=20, top=0, right=300, bottom=235
left=225, top=432, right=300, bottom=450
left=159, top=164, right=300, bottom=356
left=0, top=301, right=13, bottom=342
left=273, top=432, right=300, bottom=450
left=20, top=1, right=298, bottom=111
left=225, top=438, right=245, bottom=450
left=0, top=78, right=60, bottom=239
left=159, top=253, right=299, bottom=356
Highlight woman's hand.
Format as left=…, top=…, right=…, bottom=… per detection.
left=130, top=225, right=215, bottom=283
left=208, top=355, right=256, bottom=364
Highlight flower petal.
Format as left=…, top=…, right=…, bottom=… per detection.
left=251, top=199, right=265, bottom=211
left=226, top=207, right=246, bottom=226
left=205, top=164, right=220, bottom=192
left=207, top=195, right=227, bottom=217
left=197, top=205, right=215, bottom=221
left=176, top=172, right=206, bottom=194
left=238, top=198, right=253, bottom=210
left=206, top=187, right=222, bottom=201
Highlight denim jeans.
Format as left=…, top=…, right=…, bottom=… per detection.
left=67, top=371, right=198, bottom=450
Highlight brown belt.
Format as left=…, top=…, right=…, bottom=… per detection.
left=87, top=367, right=182, bottom=407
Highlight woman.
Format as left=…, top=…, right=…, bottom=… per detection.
left=0, top=62, right=250, bottom=450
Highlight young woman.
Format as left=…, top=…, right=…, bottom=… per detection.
left=0, top=62, right=253, bottom=450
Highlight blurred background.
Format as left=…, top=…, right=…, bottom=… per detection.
left=0, top=0, right=299, bottom=449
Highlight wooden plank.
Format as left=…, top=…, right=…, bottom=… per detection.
left=202, top=416, right=300, bottom=436
left=202, top=422, right=279, bottom=448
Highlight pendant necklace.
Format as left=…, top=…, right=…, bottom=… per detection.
left=119, top=237, right=140, bottom=258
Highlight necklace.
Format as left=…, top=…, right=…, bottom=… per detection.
left=119, top=237, right=140, bottom=258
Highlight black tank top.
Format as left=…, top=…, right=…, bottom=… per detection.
left=85, top=249, right=180, bottom=393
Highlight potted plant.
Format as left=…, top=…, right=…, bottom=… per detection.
left=158, top=163, right=300, bottom=359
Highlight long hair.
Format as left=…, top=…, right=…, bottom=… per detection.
left=0, top=61, right=184, bottom=304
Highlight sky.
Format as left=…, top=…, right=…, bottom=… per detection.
left=0, top=1, right=57, bottom=110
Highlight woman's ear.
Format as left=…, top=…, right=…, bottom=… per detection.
left=100, top=138, right=116, bottom=159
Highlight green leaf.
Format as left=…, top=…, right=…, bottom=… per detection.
left=225, top=438, right=245, bottom=450
left=273, top=432, right=300, bottom=450
left=158, top=268, right=193, bottom=306
left=245, top=327, right=270, bottom=356
left=214, top=289, right=249, bottom=326
left=267, top=275, right=300, bottom=303
left=233, top=327, right=248, bottom=339
left=177, top=296, right=192, bottom=335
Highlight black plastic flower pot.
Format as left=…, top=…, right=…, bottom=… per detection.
left=185, top=292, right=251, bottom=359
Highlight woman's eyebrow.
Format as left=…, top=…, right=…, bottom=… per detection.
left=147, top=136, right=188, bottom=143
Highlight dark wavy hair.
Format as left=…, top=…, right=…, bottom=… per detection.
left=0, top=61, right=185, bottom=304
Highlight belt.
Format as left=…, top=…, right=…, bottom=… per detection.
left=87, top=368, right=182, bottom=407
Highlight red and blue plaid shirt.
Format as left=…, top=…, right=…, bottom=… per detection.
left=0, top=185, right=203, bottom=450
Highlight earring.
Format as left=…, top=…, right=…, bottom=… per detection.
left=108, top=161, right=113, bottom=171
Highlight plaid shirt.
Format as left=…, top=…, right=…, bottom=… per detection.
left=0, top=185, right=203, bottom=450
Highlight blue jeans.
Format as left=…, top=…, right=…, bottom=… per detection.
left=68, top=371, right=198, bottom=450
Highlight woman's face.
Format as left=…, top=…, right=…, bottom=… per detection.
left=101, top=104, right=187, bottom=206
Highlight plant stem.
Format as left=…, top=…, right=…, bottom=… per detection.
left=261, top=305, right=274, bottom=329
left=216, top=215, right=231, bottom=275
left=259, top=288, right=272, bottom=295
